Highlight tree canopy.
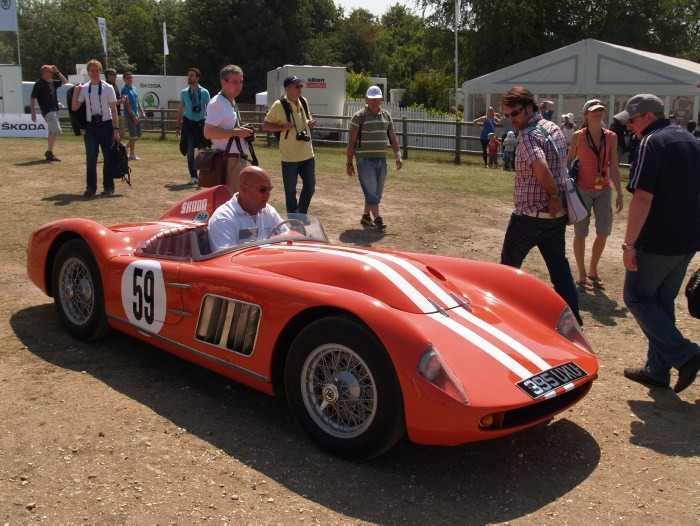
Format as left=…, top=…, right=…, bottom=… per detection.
left=2, top=0, right=696, bottom=111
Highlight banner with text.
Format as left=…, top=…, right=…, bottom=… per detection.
left=0, top=114, right=49, bottom=138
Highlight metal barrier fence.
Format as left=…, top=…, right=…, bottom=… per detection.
left=59, top=107, right=487, bottom=164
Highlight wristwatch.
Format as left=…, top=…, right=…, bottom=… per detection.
left=621, top=243, right=636, bottom=251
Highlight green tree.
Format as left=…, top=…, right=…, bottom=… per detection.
left=346, top=70, right=371, bottom=99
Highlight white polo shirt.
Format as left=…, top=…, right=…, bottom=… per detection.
left=205, top=93, right=249, bottom=155
left=208, top=194, right=284, bottom=250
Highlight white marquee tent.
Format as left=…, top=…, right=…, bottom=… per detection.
left=462, top=39, right=700, bottom=125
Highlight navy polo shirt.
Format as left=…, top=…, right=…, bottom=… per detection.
left=627, top=119, right=700, bottom=255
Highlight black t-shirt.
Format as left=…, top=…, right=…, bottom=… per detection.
left=30, top=78, right=62, bottom=116
left=627, top=119, right=700, bottom=255
left=108, top=82, right=122, bottom=116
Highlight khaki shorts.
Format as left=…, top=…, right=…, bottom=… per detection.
left=224, top=157, right=246, bottom=195
left=44, top=111, right=62, bottom=136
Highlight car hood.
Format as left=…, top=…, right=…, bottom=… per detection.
left=229, top=242, right=474, bottom=315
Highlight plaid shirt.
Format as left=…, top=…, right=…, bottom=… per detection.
left=514, top=114, right=568, bottom=215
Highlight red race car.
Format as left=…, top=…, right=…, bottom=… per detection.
left=27, top=186, right=598, bottom=459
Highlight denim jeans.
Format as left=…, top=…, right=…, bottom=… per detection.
left=84, top=121, right=115, bottom=192
left=501, top=213, right=582, bottom=325
left=185, top=127, right=197, bottom=179
left=623, top=250, right=700, bottom=383
left=281, top=157, right=316, bottom=213
left=357, top=157, right=387, bottom=206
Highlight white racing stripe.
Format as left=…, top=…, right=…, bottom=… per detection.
left=262, top=244, right=540, bottom=378
left=299, top=243, right=552, bottom=372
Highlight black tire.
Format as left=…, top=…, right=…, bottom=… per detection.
left=285, top=315, right=405, bottom=460
left=51, top=239, right=110, bottom=341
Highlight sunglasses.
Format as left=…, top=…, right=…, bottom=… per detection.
left=504, top=106, right=525, bottom=118
left=253, top=185, right=273, bottom=193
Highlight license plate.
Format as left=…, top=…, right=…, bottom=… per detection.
left=516, top=362, right=589, bottom=399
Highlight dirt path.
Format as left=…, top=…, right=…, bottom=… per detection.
left=1, top=138, right=698, bottom=524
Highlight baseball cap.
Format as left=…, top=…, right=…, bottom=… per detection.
left=366, top=85, right=383, bottom=99
left=488, top=132, right=495, bottom=139
left=583, top=99, right=606, bottom=113
left=563, top=112, right=574, bottom=120
left=283, top=76, right=302, bottom=88
left=613, top=94, right=664, bottom=124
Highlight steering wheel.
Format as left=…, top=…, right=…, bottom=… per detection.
left=266, top=219, right=307, bottom=239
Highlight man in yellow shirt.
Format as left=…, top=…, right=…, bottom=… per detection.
left=262, top=76, right=316, bottom=214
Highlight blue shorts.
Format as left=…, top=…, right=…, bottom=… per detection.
left=357, top=157, right=387, bottom=205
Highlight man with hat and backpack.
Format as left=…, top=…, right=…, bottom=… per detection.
left=262, top=76, right=316, bottom=214
left=346, top=85, right=403, bottom=231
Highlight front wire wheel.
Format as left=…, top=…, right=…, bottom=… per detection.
left=285, top=316, right=405, bottom=460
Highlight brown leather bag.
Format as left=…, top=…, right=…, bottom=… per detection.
left=194, top=137, right=234, bottom=188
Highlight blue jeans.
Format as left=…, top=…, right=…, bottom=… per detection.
left=501, top=213, right=581, bottom=325
left=84, top=121, right=115, bottom=192
left=281, top=157, right=316, bottom=213
left=623, top=250, right=700, bottom=383
left=357, top=157, right=387, bottom=205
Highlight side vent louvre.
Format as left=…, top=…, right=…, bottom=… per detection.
left=195, top=295, right=261, bottom=356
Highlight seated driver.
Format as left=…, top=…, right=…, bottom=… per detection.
left=208, top=166, right=284, bottom=250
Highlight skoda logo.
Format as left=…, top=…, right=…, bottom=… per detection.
left=1, top=0, right=11, bottom=10
left=142, top=91, right=160, bottom=110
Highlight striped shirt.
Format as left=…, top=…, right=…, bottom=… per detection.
left=349, top=106, right=394, bottom=158
left=576, top=127, right=613, bottom=191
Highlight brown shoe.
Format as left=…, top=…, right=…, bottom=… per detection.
left=674, top=354, right=700, bottom=393
left=623, top=367, right=670, bottom=389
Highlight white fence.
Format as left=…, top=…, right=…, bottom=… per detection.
left=343, top=100, right=482, bottom=153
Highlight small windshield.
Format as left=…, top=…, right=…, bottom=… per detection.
left=204, top=213, right=329, bottom=258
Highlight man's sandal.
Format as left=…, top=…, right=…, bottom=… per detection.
left=577, top=279, right=594, bottom=292
left=587, top=275, right=606, bottom=290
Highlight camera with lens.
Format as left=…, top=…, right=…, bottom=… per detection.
left=241, top=123, right=257, bottom=143
left=91, top=114, right=103, bottom=126
left=295, top=130, right=310, bottom=142
left=192, top=105, right=201, bottom=113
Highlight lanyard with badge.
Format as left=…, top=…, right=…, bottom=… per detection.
left=585, top=128, right=607, bottom=190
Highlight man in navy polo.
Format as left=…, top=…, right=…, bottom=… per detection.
left=617, top=94, right=700, bottom=393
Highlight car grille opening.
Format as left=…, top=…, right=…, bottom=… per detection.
left=195, top=295, right=261, bottom=356
left=501, top=382, right=593, bottom=429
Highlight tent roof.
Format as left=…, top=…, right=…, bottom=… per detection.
left=463, top=39, right=700, bottom=96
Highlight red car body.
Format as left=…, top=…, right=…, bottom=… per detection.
left=27, top=185, right=598, bottom=459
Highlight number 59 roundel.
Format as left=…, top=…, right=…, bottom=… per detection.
left=120, top=260, right=167, bottom=333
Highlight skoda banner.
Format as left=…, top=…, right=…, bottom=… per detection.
left=0, top=114, right=49, bottom=138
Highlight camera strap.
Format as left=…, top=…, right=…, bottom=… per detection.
left=87, top=81, right=103, bottom=117
left=188, top=86, right=201, bottom=106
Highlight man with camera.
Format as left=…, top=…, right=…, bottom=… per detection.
left=204, top=64, right=255, bottom=195
left=262, top=76, right=316, bottom=214
left=176, top=68, right=211, bottom=185
left=71, top=59, right=120, bottom=197
left=30, top=64, right=68, bottom=162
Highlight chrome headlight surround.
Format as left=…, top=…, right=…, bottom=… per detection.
left=556, top=306, right=594, bottom=355
left=417, top=344, right=469, bottom=405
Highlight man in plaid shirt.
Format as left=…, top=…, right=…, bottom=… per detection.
left=499, top=86, right=582, bottom=326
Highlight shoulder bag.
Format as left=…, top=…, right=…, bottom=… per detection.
left=536, top=124, right=590, bottom=225
left=686, top=268, right=700, bottom=319
left=195, top=137, right=234, bottom=188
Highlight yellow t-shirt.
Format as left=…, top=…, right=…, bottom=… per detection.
left=264, top=96, right=314, bottom=162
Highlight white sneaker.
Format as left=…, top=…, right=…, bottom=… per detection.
left=129, top=154, right=141, bottom=161
left=188, top=177, right=198, bottom=185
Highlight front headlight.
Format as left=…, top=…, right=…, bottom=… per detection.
left=556, top=306, right=594, bottom=354
left=417, top=344, right=469, bottom=405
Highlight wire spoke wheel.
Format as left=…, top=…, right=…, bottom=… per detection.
left=302, top=343, right=377, bottom=438
left=58, top=256, right=95, bottom=326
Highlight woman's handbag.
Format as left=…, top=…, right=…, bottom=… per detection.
left=686, top=268, right=700, bottom=319
left=194, top=137, right=234, bottom=188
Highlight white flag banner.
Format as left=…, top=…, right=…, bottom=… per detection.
left=163, top=22, right=169, bottom=56
left=97, top=17, right=107, bottom=55
left=455, top=0, right=460, bottom=30
left=0, top=0, right=19, bottom=31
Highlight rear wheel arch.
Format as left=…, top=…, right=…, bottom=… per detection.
left=44, top=232, right=83, bottom=297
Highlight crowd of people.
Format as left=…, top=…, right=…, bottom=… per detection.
left=29, top=61, right=700, bottom=392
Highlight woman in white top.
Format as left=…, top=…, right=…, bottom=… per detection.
left=560, top=113, right=577, bottom=149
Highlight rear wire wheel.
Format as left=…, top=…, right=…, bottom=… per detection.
left=285, top=316, right=405, bottom=460
left=52, top=239, right=110, bottom=341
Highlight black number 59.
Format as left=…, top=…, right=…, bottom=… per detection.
left=132, top=267, right=155, bottom=324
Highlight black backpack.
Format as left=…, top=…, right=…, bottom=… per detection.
left=108, top=142, right=132, bottom=186
left=275, top=96, right=310, bottom=140
left=66, top=85, right=87, bottom=136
